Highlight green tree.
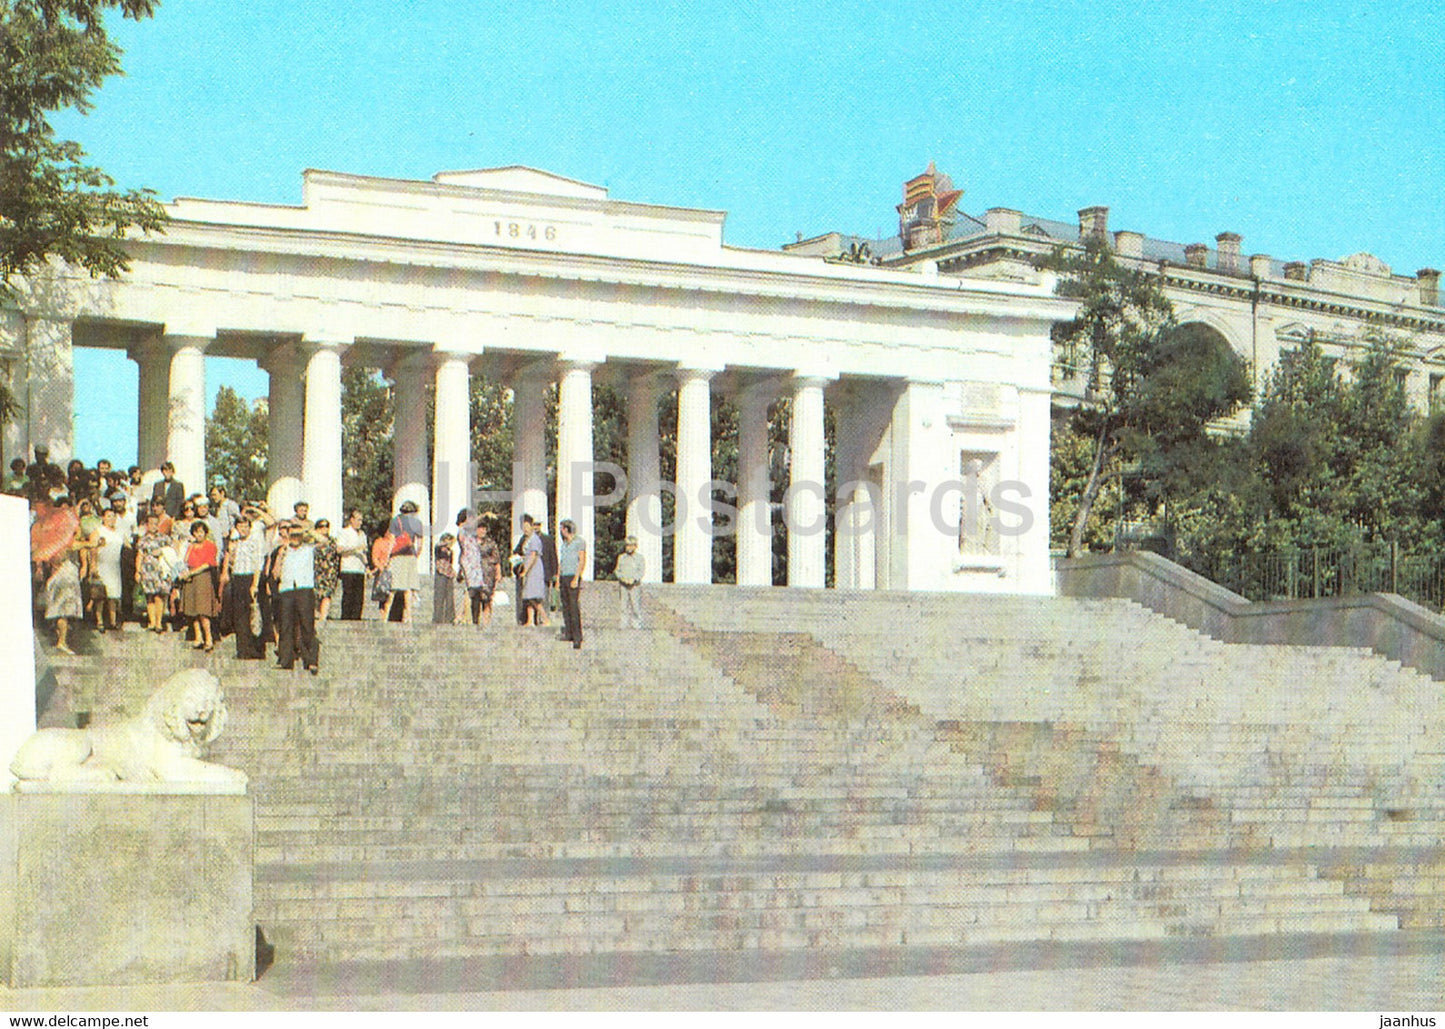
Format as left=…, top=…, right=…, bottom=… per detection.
left=205, top=385, right=267, bottom=502
left=1172, top=333, right=1433, bottom=592
left=1041, top=239, right=1250, bottom=555
left=1, top=0, right=166, bottom=295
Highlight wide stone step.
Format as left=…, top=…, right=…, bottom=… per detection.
left=255, top=834, right=1100, bottom=863
left=255, top=909, right=1400, bottom=962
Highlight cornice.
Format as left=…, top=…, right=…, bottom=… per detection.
left=122, top=220, right=1078, bottom=326
left=924, top=236, right=1445, bottom=335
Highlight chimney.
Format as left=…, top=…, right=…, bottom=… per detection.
left=1184, top=243, right=1209, bottom=269
left=1283, top=261, right=1309, bottom=281
left=1114, top=231, right=1144, bottom=259
left=1249, top=254, right=1272, bottom=278
left=1418, top=268, right=1440, bottom=307
left=984, top=208, right=1022, bottom=235
left=1078, top=206, right=1109, bottom=242
left=1215, top=232, right=1242, bottom=274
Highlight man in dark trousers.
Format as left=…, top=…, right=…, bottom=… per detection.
left=513, top=517, right=529, bottom=625
left=539, top=517, right=559, bottom=614
left=556, top=518, right=587, bottom=649
left=275, top=522, right=319, bottom=674
left=151, top=461, right=186, bottom=519
left=221, top=514, right=269, bottom=659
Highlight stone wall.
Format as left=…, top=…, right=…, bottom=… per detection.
left=1055, top=549, right=1445, bottom=681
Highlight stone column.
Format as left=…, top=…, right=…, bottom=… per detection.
left=626, top=372, right=663, bottom=584
left=734, top=385, right=773, bottom=587
left=555, top=359, right=596, bottom=579
left=164, top=335, right=208, bottom=498
left=787, top=375, right=828, bottom=588
left=390, top=351, right=431, bottom=571
left=888, top=380, right=946, bottom=592
left=131, top=339, right=170, bottom=473
left=301, top=340, right=345, bottom=529
left=674, top=367, right=715, bottom=584
left=390, top=352, right=429, bottom=515
left=26, top=316, right=75, bottom=463
left=511, top=369, right=550, bottom=541
left=432, top=351, right=472, bottom=538
left=263, top=345, right=304, bottom=516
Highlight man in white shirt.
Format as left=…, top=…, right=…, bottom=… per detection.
left=209, top=482, right=241, bottom=543
left=276, top=523, right=319, bottom=674
left=222, top=515, right=269, bottom=660
left=334, top=507, right=368, bottom=621
left=110, top=492, right=138, bottom=628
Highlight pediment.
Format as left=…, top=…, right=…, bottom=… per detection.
left=432, top=166, right=608, bottom=201
left=1340, top=252, right=1392, bottom=277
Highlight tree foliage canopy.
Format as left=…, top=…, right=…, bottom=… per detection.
left=204, top=385, right=267, bottom=503
left=0, top=0, right=167, bottom=296
left=1041, top=238, right=1251, bottom=555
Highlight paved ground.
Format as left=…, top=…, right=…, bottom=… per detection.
left=3, top=931, right=1443, bottom=1011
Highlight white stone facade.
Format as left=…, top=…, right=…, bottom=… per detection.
left=0, top=167, right=1072, bottom=594
left=798, top=188, right=1445, bottom=409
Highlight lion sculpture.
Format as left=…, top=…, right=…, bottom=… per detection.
left=10, top=668, right=248, bottom=788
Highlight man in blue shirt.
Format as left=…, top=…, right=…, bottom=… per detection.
left=556, top=518, right=587, bottom=650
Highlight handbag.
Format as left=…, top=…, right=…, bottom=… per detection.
left=371, top=568, right=393, bottom=602
left=548, top=585, right=561, bottom=612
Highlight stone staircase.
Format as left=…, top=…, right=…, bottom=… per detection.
left=35, top=584, right=1445, bottom=970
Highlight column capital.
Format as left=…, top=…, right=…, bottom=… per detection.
left=558, top=356, right=599, bottom=375
left=258, top=340, right=304, bottom=374
left=386, top=347, right=433, bottom=379
left=299, top=336, right=351, bottom=357
left=161, top=333, right=212, bottom=353
left=125, top=334, right=167, bottom=364
left=514, top=357, right=557, bottom=385
left=733, top=378, right=780, bottom=409
left=626, top=368, right=667, bottom=391
left=790, top=371, right=838, bottom=391
left=676, top=365, right=722, bottom=386
left=432, top=346, right=476, bottom=370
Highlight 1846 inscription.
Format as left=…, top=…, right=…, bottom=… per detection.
left=494, top=220, right=558, bottom=243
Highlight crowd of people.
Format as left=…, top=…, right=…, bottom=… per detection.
left=13, top=446, right=648, bottom=667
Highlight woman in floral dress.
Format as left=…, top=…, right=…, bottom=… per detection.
left=136, top=510, right=174, bottom=633
left=312, top=518, right=342, bottom=621
left=458, top=515, right=503, bottom=627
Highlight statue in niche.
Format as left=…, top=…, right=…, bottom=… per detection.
left=11, top=668, right=248, bottom=788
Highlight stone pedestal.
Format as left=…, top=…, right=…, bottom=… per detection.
left=0, top=496, right=35, bottom=788
left=0, top=789, right=254, bottom=988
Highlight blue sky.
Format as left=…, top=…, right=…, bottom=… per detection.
left=63, top=0, right=1444, bottom=465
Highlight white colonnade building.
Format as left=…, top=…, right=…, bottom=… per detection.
left=1, top=167, right=1073, bottom=594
